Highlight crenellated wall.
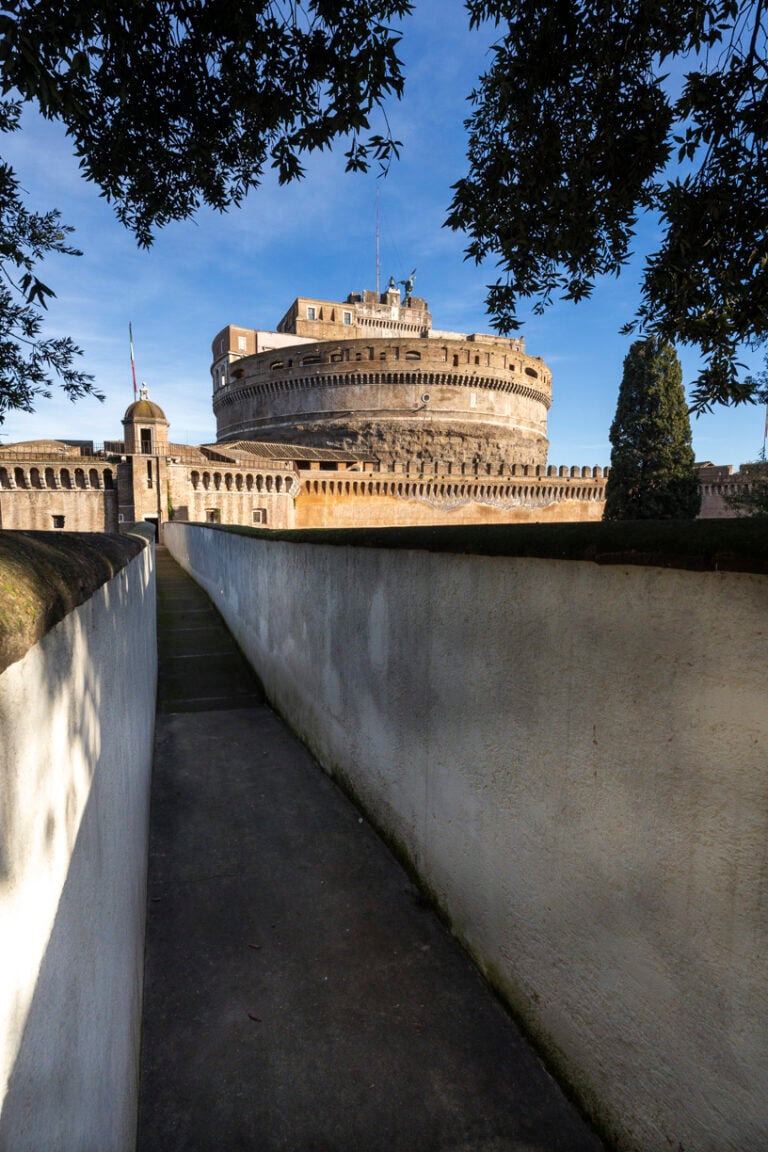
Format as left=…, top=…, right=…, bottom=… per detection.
left=697, top=463, right=765, bottom=517
left=294, top=463, right=608, bottom=526
left=0, top=529, right=156, bottom=1152
left=0, top=461, right=119, bottom=532
left=165, top=519, right=768, bottom=1152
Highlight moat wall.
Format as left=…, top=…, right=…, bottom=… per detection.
left=0, top=530, right=156, bottom=1152
left=165, top=520, right=768, bottom=1152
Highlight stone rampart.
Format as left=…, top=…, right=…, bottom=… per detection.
left=294, top=465, right=608, bottom=526
left=0, top=529, right=156, bottom=1151
left=165, top=519, right=768, bottom=1152
left=697, top=463, right=765, bottom=517
left=0, top=461, right=118, bottom=532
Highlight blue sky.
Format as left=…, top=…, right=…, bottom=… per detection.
left=1, top=2, right=765, bottom=467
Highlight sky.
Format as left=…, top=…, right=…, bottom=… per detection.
left=1, top=2, right=765, bottom=467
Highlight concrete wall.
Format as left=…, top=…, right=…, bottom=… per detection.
left=0, top=534, right=156, bottom=1151
left=165, top=521, right=768, bottom=1152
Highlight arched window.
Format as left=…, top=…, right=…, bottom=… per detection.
left=30, top=467, right=42, bottom=489
left=45, top=467, right=56, bottom=489
left=246, top=474, right=253, bottom=491
left=14, top=467, right=26, bottom=488
left=202, top=472, right=211, bottom=490
left=75, top=468, right=86, bottom=489
left=225, top=472, right=233, bottom=490
left=213, top=472, right=222, bottom=490
left=104, top=469, right=114, bottom=490
left=191, top=471, right=200, bottom=490
left=405, top=350, right=421, bottom=361
left=0, top=467, right=9, bottom=489
left=89, top=468, right=100, bottom=489
left=61, top=468, right=72, bottom=489
left=235, top=473, right=243, bottom=491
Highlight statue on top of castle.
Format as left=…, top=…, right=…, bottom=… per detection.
left=400, top=269, right=416, bottom=300
left=387, top=275, right=397, bottom=291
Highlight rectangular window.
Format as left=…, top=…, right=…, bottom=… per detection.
left=140, top=428, right=152, bottom=453
left=147, top=459, right=153, bottom=488
left=52, top=514, right=65, bottom=529
left=206, top=509, right=221, bottom=523
left=237, top=335, right=247, bottom=351
left=342, top=310, right=352, bottom=326
left=253, top=508, right=268, bottom=525
left=306, top=305, right=317, bottom=321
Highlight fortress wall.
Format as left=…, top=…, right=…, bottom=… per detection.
left=165, top=521, right=768, bottom=1152
left=0, top=487, right=117, bottom=531
left=166, top=462, right=297, bottom=529
left=294, top=481, right=606, bottom=527
left=0, top=530, right=156, bottom=1152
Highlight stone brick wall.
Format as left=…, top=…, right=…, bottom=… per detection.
left=294, top=464, right=607, bottom=527
left=0, top=461, right=118, bottom=532
left=166, top=459, right=298, bottom=530
left=214, top=334, right=551, bottom=466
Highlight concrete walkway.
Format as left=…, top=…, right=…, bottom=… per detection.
left=137, top=547, right=605, bottom=1152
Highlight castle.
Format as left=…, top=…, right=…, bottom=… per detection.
left=0, top=286, right=749, bottom=534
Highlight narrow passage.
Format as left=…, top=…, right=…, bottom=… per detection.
left=137, top=547, right=604, bottom=1152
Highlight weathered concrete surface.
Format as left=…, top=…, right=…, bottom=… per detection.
left=165, top=520, right=768, bottom=1152
left=138, top=548, right=603, bottom=1152
left=0, top=529, right=145, bottom=673
left=0, top=534, right=155, bottom=1152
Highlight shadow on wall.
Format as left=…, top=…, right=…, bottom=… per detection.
left=0, top=554, right=156, bottom=1151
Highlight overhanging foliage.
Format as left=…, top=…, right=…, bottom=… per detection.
left=447, top=0, right=768, bottom=413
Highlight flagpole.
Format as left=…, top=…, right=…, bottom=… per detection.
left=129, top=322, right=138, bottom=399
left=375, top=187, right=380, bottom=297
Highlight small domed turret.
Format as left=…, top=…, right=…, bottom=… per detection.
left=122, top=383, right=169, bottom=455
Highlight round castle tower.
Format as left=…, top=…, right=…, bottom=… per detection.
left=211, top=288, right=551, bottom=468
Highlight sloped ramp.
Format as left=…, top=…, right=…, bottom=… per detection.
left=137, top=547, right=605, bottom=1152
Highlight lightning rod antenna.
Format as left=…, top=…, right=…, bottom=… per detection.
left=375, top=187, right=381, bottom=297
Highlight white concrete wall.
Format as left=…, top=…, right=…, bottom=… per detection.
left=165, top=523, right=768, bottom=1152
left=0, top=542, right=156, bottom=1151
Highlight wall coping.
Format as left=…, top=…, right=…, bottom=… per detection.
left=178, top=519, right=768, bottom=575
left=0, top=529, right=149, bottom=674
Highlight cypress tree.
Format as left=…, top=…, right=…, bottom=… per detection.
left=604, top=338, right=701, bottom=520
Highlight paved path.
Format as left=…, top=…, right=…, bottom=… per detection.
left=137, top=547, right=605, bottom=1152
